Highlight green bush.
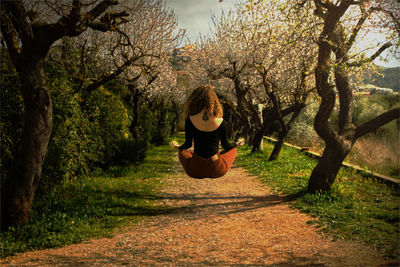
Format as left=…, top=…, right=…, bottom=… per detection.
left=1, top=45, right=175, bottom=192
left=353, top=94, right=400, bottom=140
left=286, top=101, right=320, bottom=147
left=138, top=103, right=172, bottom=146
left=1, top=49, right=139, bottom=191
left=353, top=94, right=400, bottom=119
left=39, top=76, right=91, bottom=192
left=150, top=126, right=170, bottom=146
left=83, top=86, right=132, bottom=167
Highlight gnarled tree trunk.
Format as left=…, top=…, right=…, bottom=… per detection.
left=127, top=85, right=142, bottom=139
left=0, top=0, right=127, bottom=231
left=251, top=128, right=265, bottom=152
left=307, top=143, right=348, bottom=192
left=268, top=132, right=286, bottom=161
left=170, top=100, right=180, bottom=136
left=307, top=0, right=399, bottom=193
left=2, top=59, right=52, bottom=229
left=268, top=103, right=305, bottom=161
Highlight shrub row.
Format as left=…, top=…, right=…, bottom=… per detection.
left=1, top=50, right=175, bottom=194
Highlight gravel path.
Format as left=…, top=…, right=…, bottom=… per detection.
left=1, top=164, right=389, bottom=266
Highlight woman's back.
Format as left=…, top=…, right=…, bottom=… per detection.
left=189, top=113, right=223, bottom=132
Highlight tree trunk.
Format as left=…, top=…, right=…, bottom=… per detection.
left=170, top=101, right=180, bottom=136
left=268, top=135, right=285, bottom=161
left=307, top=144, right=347, bottom=193
left=268, top=138, right=284, bottom=161
left=220, top=99, right=237, bottom=140
left=251, top=127, right=264, bottom=152
left=1, top=0, right=127, bottom=232
left=251, top=110, right=279, bottom=153
left=234, top=80, right=252, bottom=140
left=128, top=85, right=140, bottom=139
left=157, top=101, right=166, bottom=133
left=1, top=59, right=53, bottom=231
left=152, top=100, right=167, bottom=146
left=247, top=128, right=255, bottom=147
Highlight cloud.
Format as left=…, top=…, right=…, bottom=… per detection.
left=165, top=0, right=238, bottom=42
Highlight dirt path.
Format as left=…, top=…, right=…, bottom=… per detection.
left=1, top=165, right=390, bottom=266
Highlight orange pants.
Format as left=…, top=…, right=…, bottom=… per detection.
left=178, top=148, right=237, bottom=179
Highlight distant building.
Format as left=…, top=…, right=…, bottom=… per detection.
left=358, top=84, right=394, bottom=95
left=353, top=91, right=370, bottom=97
left=170, top=44, right=196, bottom=71
left=183, top=44, right=196, bottom=53
left=374, top=87, right=393, bottom=94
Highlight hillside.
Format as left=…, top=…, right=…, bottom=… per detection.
left=363, top=65, right=400, bottom=92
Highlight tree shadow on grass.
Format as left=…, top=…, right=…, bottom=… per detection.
left=285, top=189, right=307, bottom=201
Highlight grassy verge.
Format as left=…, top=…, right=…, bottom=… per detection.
left=236, top=141, right=400, bottom=259
left=0, top=142, right=180, bottom=258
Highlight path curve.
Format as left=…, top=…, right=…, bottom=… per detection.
left=1, top=165, right=389, bottom=266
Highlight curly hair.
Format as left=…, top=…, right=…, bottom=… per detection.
left=183, top=84, right=223, bottom=119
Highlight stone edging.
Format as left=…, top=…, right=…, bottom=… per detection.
left=263, top=136, right=399, bottom=188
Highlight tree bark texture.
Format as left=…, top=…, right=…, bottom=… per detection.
left=268, top=136, right=285, bottom=161
left=268, top=102, right=305, bottom=161
left=250, top=106, right=299, bottom=153
left=251, top=128, right=265, bottom=153
left=233, top=79, right=252, bottom=140
left=2, top=59, right=53, bottom=230
left=157, top=100, right=167, bottom=136
left=267, top=108, right=295, bottom=160
left=0, top=0, right=126, bottom=230
left=308, top=0, right=399, bottom=193
left=170, top=101, right=180, bottom=136
left=128, top=85, right=142, bottom=139
left=307, top=144, right=347, bottom=193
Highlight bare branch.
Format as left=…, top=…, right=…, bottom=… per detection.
left=355, top=108, right=400, bottom=139
left=388, top=10, right=400, bottom=36
left=0, top=11, right=22, bottom=69
left=345, top=7, right=374, bottom=51
left=347, top=42, right=392, bottom=67
left=36, top=0, right=123, bottom=47
left=86, top=51, right=159, bottom=93
left=314, top=0, right=334, bottom=10
left=88, top=11, right=129, bottom=32
left=70, top=0, right=82, bottom=24
left=85, top=0, right=118, bottom=21
left=86, top=56, right=133, bottom=93
left=2, top=1, right=33, bottom=45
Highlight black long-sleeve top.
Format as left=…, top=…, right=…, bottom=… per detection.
left=179, top=117, right=237, bottom=159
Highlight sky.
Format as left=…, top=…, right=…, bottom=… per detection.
left=164, top=0, right=238, bottom=43
left=164, top=0, right=400, bottom=68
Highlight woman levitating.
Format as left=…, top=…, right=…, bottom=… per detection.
left=171, top=84, right=244, bottom=178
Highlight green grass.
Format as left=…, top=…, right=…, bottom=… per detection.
left=236, top=140, right=400, bottom=259
left=0, top=142, right=180, bottom=258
